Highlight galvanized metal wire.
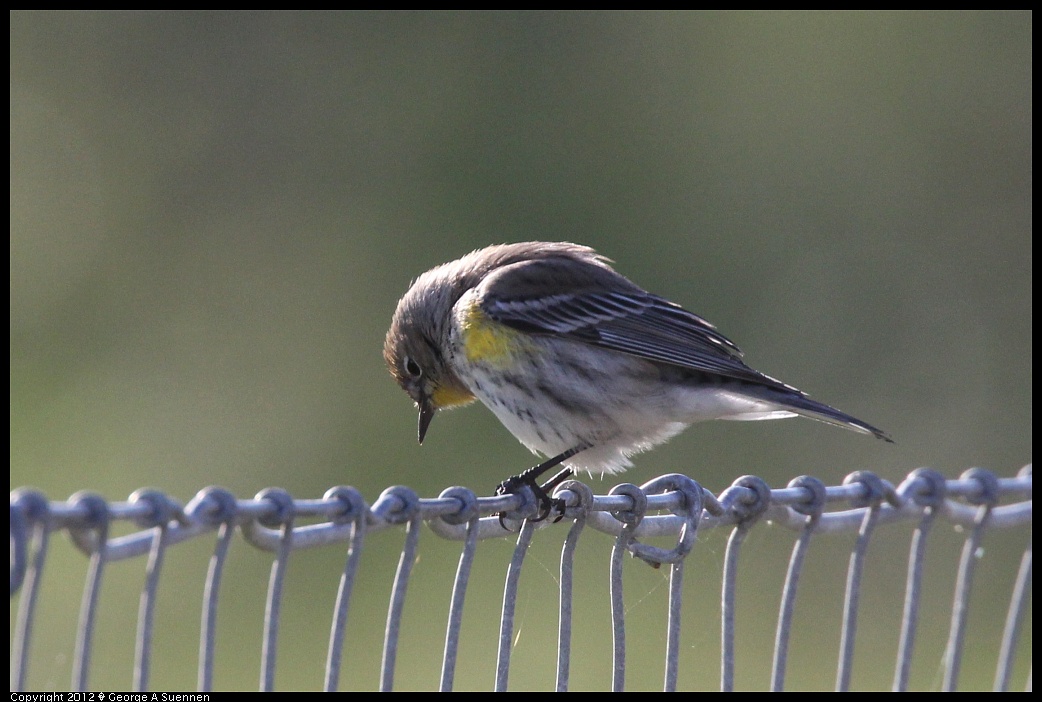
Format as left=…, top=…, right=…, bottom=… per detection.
left=9, top=465, right=1033, bottom=691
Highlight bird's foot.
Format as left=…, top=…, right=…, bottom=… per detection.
left=496, top=466, right=573, bottom=526
left=495, top=447, right=585, bottom=528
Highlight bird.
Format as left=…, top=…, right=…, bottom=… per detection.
left=384, top=242, right=890, bottom=513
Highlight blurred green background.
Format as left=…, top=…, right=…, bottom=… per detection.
left=11, top=11, right=1030, bottom=691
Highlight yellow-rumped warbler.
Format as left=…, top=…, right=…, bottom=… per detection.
left=385, top=242, right=890, bottom=508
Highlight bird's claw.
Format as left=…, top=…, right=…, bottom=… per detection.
left=496, top=466, right=574, bottom=529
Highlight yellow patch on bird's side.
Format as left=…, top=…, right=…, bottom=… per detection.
left=459, top=301, right=532, bottom=367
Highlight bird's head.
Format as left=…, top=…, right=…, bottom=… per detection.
left=384, top=267, right=477, bottom=443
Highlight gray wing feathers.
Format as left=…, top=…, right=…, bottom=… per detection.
left=479, top=256, right=796, bottom=390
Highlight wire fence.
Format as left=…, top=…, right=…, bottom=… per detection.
left=10, top=465, right=1032, bottom=692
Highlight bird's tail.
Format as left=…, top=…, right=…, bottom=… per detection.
left=770, top=391, right=893, bottom=442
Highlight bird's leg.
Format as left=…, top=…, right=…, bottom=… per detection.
left=496, top=446, right=585, bottom=524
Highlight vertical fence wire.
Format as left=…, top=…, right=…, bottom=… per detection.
left=134, top=521, right=168, bottom=691
left=663, top=559, right=684, bottom=692
left=719, top=476, right=771, bottom=692
left=720, top=522, right=747, bottom=692
left=892, top=469, right=947, bottom=692
left=495, top=519, right=537, bottom=692
left=942, top=505, right=990, bottom=691
left=994, top=540, right=1032, bottom=692
left=323, top=486, right=368, bottom=692
left=608, top=483, right=647, bottom=693
left=609, top=526, right=628, bottom=692
left=835, top=504, right=879, bottom=691
left=10, top=492, right=50, bottom=693
left=770, top=475, right=825, bottom=692
left=438, top=486, right=479, bottom=692
left=199, top=518, right=234, bottom=692
left=835, top=472, right=892, bottom=691
left=943, top=469, right=1000, bottom=692
left=257, top=490, right=295, bottom=692
left=379, top=488, right=422, bottom=693
left=771, top=517, right=816, bottom=691
left=555, top=480, right=593, bottom=693
left=68, top=493, right=110, bottom=692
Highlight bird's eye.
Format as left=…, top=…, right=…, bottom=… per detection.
left=404, top=357, right=422, bottom=378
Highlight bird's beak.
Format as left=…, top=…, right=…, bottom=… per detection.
left=417, top=394, right=435, bottom=444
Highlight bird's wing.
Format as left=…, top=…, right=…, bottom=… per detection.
left=477, top=256, right=800, bottom=392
